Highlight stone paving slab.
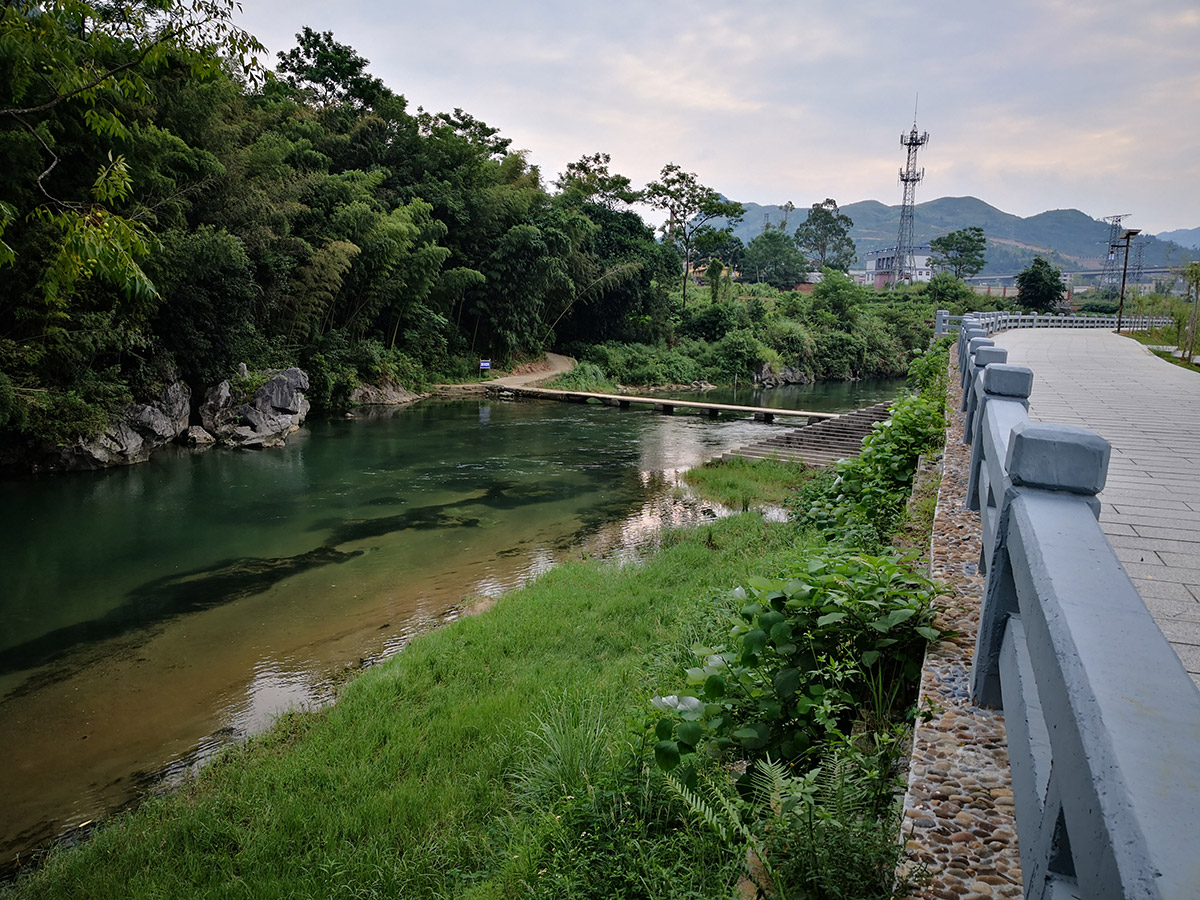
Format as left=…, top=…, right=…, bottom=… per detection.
left=993, top=330, right=1200, bottom=688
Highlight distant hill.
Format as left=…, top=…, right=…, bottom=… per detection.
left=1156, top=227, right=1200, bottom=250
left=716, top=197, right=1195, bottom=275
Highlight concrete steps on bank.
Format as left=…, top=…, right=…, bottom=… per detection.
left=720, top=401, right=893, bottom=468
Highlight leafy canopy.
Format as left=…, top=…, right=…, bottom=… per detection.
left=793, top=198, right=856, bottom=272
left=929, top=226, right=987, bottom=279
left=643, top=163, right=744, bottom=305
left=1015, top=255, right=1065, bottom=312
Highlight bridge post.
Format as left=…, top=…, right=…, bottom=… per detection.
left=966, top=363, right=1034, bottom=513
left=958, top=326, right=986, bottom=372
left=960, top=337, right=995, bottom=397
left=972, top=420, right=1111, bottom=709
left=962, top=347, right=1008, bottom=441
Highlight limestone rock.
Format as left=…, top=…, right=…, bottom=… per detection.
left=348, top=380, right=422, bottom=406
left=61, top=379, right=191, bottom=469
left=754, top=364, right=813, bottom=388
left=201, top=367, right=310, bottom=450
left=185, top=425, right=216, bottom=446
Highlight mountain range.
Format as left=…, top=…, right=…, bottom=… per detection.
left=719, top=197, right=1198, bottom=275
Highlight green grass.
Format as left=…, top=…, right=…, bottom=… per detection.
left=6, top=515, right=802, bottom=900
left=890, top=455, right=942, bottom=555
left=1151, top=349, right=1200, bottom=374
left=682, top=456, right=816, bottom=511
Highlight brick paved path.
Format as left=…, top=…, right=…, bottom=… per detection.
left=995, top=330, right=1200, bottom=687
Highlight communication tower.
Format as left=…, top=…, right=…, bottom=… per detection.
left=889, top=118, right=930, bottom=288
left=1101, top=214, right=1129, bottom=290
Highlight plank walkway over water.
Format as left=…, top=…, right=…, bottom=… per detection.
left=999, top=329, right=1200, bottom=688
left=486, top=384, right=841, bottom=424
left=720, top=401, right=894, bottom=468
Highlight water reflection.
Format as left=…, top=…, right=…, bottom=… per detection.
left=0, top=385, right=902, bottom=872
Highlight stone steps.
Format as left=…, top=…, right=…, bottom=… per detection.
left=719, top=401, right=893, bottom=468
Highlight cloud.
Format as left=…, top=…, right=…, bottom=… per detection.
left=234, top=0, right=1200, bottom=232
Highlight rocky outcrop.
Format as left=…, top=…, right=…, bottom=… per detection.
left=753, top=364, right=814, bottom=388
left=60, top=380, right=191, bottom=470
left=184, top=425, right=216, bottom=446
left=349, top=380, right=423, bottom=406
left=200, top=368, right=310, bottom=449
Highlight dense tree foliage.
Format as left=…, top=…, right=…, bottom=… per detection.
left=0, top=9, right=948, bottom=462
left=793, top=198, right=856, bottom=272
left=742, top=227, right=808, bottom=289
left=930, top=226, right=987, bottom=279
left=0, top=11, right=701, bottom=454
left=1014, top=256, right=1065, bottom=312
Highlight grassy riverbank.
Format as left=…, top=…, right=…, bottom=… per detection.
left=6, top=515, right=803, bottom=899
left=8, top=343, right=950, bottom=899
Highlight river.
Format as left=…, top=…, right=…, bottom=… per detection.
left=0, top=381, right=900, bottom=871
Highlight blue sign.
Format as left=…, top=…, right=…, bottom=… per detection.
left=479, top=359, right=491, bottom=370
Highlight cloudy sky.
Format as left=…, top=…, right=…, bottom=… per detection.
left=234, top=0, right=1200, bottom=235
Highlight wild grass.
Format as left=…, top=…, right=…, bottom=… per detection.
left=4, top=515, right=799, bottom=900
left=890, top=454, right=943, bottom=555
left=682, top=455, right=815, bottom=510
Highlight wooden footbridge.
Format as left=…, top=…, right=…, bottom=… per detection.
left=487, top=384, right=893, bottom=468
left=485, top=384, right=841, bottom=424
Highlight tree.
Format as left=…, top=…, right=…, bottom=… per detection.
left=642, top=163, right=744, bottom=306
left=1015, top=256, right=1065, bottom=312
left=0, top=0, right=265, bottom=301
left=553, top=152, right=637, bottom=208
left=793, top=198, right=856, bottom=272
left=930, top=226, right=987, bottom=279
left=276, top=27, right=390, bottom=109
left=742, top=228, right=807, bottom=289
left=924, top=271, right=974, bottom=309
left=1182, top=261, right=1200, bottom=364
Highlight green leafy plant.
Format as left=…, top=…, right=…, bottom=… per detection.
left=792, top=342, right=948, bottom=549
left=652, top=550, right=944, bottom=768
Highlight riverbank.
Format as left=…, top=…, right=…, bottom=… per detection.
left=3, top=513, right=802, bottom=898
left=4, top=344, right=949, bottom=898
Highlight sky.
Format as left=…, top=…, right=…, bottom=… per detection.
left=233, top=0, right=1200, bottom=235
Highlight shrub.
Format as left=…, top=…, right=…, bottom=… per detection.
left=550, top=361, right=613, bottom=392
left=651, top=549, right=943, bottom=769
left=793, top=341, right=949, bottom=549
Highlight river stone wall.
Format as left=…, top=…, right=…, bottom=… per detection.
left=898, top=355, right=1023, bottom=899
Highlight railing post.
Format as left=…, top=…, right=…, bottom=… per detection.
left=935, top=309, right=949, bottom=336
left=966, top=363, right=1034, bottom=509
left=960, top=337, right=995, bottom=396
left=962, top=347, right=1008, bottom=437
left=972, top=421, right=1111, bottom=709
left=959, top=326, right=986, bottom=373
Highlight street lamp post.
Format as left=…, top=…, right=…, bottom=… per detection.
left=1115, top=228, right=1141, bottom=333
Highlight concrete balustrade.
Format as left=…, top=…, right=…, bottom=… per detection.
left=954, top=319, right=1200, bottom=900
left=937, top=309, right=1172, bottom=337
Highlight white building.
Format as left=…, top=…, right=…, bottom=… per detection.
left=866, top=244, right=934, bottom=289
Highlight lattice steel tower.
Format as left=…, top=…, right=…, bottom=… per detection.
left=890, top=119, right=930, bottom=288
left=1101, top=214, right=1128, bottom=290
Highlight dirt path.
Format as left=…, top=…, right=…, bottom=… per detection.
left=487, top=352, right=575, bottom=386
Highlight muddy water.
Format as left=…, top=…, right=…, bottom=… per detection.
left=0, top=388, right=900, bottom=869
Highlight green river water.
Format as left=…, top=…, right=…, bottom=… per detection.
left=0, top=380, right=900, bottom=870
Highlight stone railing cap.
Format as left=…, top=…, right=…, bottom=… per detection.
left=1006, top=420, right=1110, bottom=494
left=974, top=347, right=1008, bottom=367
left=982, top=364, right=1034, bottom=399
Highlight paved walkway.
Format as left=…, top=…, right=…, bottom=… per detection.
left=995, top=330, right=1200, bottom=687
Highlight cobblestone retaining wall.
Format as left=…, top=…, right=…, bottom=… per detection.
left=899, top=356, right=1024, bottom=900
